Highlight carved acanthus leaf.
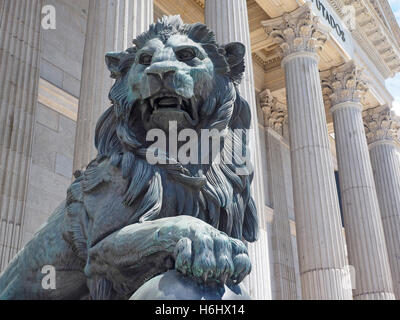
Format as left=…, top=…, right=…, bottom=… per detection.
left=262, top=3, right=329, bottom=57
left=321, top=61, right=369, bottom=106
left=363, top=105, right=400, bottom=144
left=259, top=89, right=287, bottom=136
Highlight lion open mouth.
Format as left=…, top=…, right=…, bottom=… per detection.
left=145, top=92, right=199, bottom=126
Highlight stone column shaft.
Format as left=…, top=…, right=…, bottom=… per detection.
left=364, top=106, right=400, bottom=299
left=260, top=90, right=297, bottom=300
left=0, top=0, right=42, bottom=271
left=205, top=0, right=272, bottom=300
left=263, top=4, right=352, bottom=300
left=73, top=0, right=153, bottom=172
left=325, top=62, right=395, bottom=300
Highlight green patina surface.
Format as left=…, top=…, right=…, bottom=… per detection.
left=0, top=16, right=257, bottom=300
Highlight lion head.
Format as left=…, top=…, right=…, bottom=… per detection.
left=93, top=16, right=258, bottom=243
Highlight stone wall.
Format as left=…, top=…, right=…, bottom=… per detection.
left=40, top=0, right=88, bottom=97
left=20, top=0, right=88, bottom=246
left=21, top=104, right=76, bottom=246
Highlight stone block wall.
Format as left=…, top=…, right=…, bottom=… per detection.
left=21, top=103, right=76, bottom=246
left=40, top=0, right=88, bottom=97
left=20, top=0, right=88, bottom=246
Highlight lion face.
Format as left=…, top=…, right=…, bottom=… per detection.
left=104, top=16, right=247, bottom=136
left=128, top=35, right=215, bottom=132
left=94, top=16, right=259, bottom=243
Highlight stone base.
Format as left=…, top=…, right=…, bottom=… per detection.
left=130, top=270, right=251, bottom=300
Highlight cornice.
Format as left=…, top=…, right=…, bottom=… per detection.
left=369, top=0, right=400, bottom=45
left=252, top=52, right=281, bottom=73
left=344, top=0, right=400, bottom=77
left=329, top=0, right=400, bottom=46
left=257, top=0, right=400, bottom=79
left=328, top=0, right=345, bottom=16
left=351, top=29, right=392, bottom=78
left=368, top=0, right=388, bottom=28
left=323, top=0, right=400, bottom=78
left=252, top=52, right=266, bottom=71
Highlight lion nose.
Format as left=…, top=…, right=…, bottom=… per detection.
left=145, top=65, right=176, bottom=80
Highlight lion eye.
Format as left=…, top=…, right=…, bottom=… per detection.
left=176, top=48, right=196, bottom=62
left=139, top=53, right=153, bottom=66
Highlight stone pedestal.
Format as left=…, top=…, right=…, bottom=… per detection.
left=323, top=62, right=395, bottom=300
left=73, top=0, right=154, bottom=172
left=263, top=4, right=352, bottom=300
left=0, top=0, right=43, bottom=271
left=205, top=0, right=272, bottom=300
left=364, top=106, right=400, bottom=299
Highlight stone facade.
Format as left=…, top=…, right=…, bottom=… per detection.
left=0, top=0, right=43, bottom=271
left=323, top=61, right=394, bottom=300
left=363, top=106, right=400, bottom=298
left=40, top=0, right=88, bottom=97
left=1, top=0, right=400, bottom=300
left=73, top=0, right=154, bottom=172
left=21, top=103, right=76, bottom=246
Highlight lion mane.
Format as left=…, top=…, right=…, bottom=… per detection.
left=67, top=16, right=258, bottom=261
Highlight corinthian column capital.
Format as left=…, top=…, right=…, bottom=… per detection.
left=322, top=61, right=369, bottom=109
left=262, top=3, right=329, bottom=58
left=259, top=89, right=287, bottom=136
left=363, top=105, right=400, bottom=145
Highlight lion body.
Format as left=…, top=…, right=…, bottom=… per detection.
left=0, top=16, right=258, bottom=300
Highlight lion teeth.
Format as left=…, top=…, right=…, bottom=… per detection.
left=149, top=98, right=155, bottom=109
left=178, top=97, right=183, bottom=106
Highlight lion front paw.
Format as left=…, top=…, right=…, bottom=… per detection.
left=172, top=227, right=251, bottom=286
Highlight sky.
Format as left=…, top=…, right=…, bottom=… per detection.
left=387, top=0, right=400, bottom=115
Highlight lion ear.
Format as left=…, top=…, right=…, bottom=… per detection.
left=105, top=52, right=125, bottom=79
left=223, top=42, right=246, bottom=84
left=105, top=49, right=136, bottom=79
left=224, top=42, right=245, bottom=66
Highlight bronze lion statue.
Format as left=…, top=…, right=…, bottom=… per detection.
left=0, top=16, right=258, bottom=300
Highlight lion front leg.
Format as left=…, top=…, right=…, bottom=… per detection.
left=172, top=223, right=251, bottom=285
left=85, top=216, right=251, bottom=299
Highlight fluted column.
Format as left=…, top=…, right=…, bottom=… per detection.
left=323, top=62, right=395, bottom=300
left=364, top=106, right=400, bottom=299
left=205, top=0, right=272, bottom=300
left=263, top=4, right=352, bottom=300
left=0, top=0, right=42, bottom=271
left=260, top=90, right=298, bottom=300
left=73, top=0, right=153, bottom=172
